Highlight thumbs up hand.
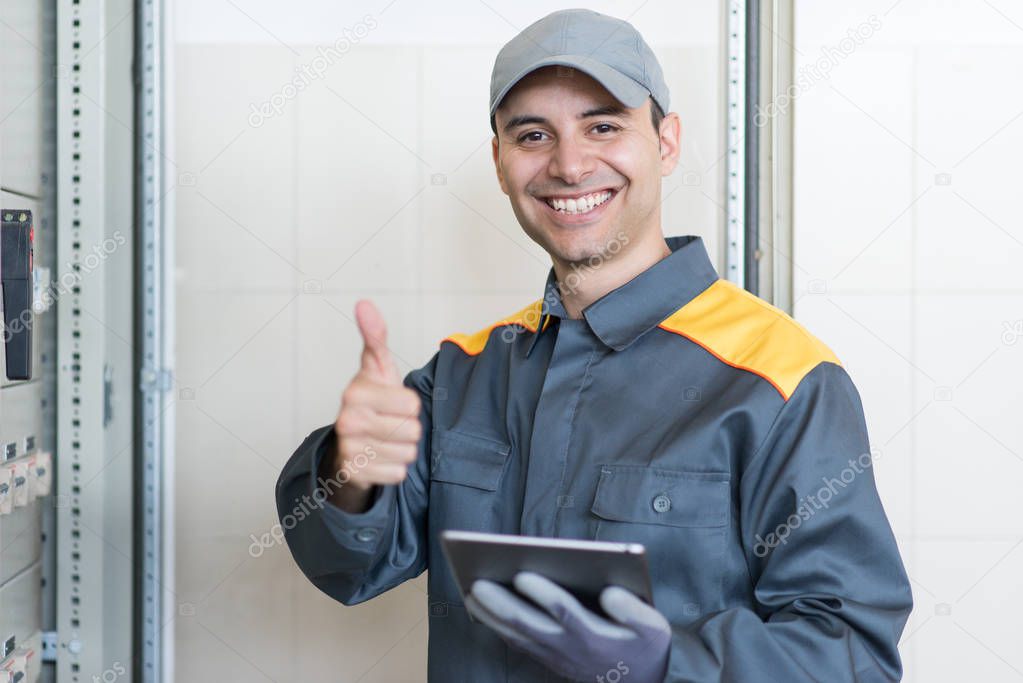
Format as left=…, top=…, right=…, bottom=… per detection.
left=356, top=298, right=402, bottom=385
left=328, top=300, right=423, bottom=495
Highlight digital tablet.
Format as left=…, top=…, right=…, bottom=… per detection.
left=440, top=530, right=654, bottom=614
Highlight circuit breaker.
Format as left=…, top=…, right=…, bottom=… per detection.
left=1, top=210, right=34, bottom=381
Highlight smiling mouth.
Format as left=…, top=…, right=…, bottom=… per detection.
left=540, top=189, right=616, bottom=216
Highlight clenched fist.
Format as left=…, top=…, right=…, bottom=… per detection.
left=323, top=300, right=423, bottom=512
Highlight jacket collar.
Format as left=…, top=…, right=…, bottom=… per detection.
left=526, top=235, right=719, bottom=356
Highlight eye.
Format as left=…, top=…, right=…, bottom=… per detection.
left=518, top=130, right=548, bottom=144
left=592, top=123, right=620, bottom=134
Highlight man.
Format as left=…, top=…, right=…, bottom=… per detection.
left=276, top=8, right=912, bottom=682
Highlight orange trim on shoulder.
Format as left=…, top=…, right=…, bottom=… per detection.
left=657, top=279, right=840, bottom=400
left=441, top=299, right=547, bottom=356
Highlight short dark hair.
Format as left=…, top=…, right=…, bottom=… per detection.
left=491, top=96, right=666, bottom=136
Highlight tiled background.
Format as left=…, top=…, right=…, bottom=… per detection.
left=792, top=1, right=1023, bottom=680
left=172, top=0, right=1023, bottom=680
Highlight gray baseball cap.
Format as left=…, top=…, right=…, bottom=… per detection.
left=489, top=9, right=670, bottom=124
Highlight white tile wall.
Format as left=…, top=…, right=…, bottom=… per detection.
left=795, top=292, right=918, bottom=537
left=791, top=48, right=917, bottom=292
left=174, top=45, right=300, bottom=291
left=174, top=2, right=726, bottom=680
left=794, top=1, right=1023, bottom=680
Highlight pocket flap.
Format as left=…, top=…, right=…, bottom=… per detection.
left=591, top=465, right=730, bottom=528
left=430, top=428, right=511, bottom=491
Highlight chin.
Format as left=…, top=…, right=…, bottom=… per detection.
left=542, top=226, right=620, bottom=267
left=516, top=199, right=626, bottom=266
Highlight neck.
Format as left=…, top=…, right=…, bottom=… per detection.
left=552, top=230, right=671, bottom=319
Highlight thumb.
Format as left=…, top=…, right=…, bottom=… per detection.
left=355, top=299, right=400, bottom=384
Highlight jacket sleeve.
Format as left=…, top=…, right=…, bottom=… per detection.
left=665, top=360, right=913, bottom=682
left=274, top=351, right=438, bottom=605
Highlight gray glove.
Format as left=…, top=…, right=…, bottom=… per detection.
left=465, top=571, right=672, bottom=682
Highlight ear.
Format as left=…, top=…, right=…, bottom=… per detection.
left=492, top=135, right=509, bottom=196
left=658, top=112, right=682, bottom=177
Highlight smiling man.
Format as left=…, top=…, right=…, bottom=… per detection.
left=491, top=64, right=674, bottom=317
left=276, top=8, right=912, bottom=682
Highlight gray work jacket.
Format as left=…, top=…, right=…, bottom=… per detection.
left=276, top=234, right=913, bottom=682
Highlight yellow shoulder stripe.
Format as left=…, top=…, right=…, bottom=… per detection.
left=442, top=299, right=551, bottom=356
left=658, top=279, right=840, bottom=400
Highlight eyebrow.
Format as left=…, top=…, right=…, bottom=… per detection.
left=502, top=104, right=628, bottom=134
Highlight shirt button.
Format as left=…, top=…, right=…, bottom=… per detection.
left=652, top=493, right=672, bottom=513
left=354, top=527, right=378, bottom=543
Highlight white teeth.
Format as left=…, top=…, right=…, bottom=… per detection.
left=545, top=190, right=613, bottom=215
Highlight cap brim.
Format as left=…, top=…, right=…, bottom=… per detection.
left=490, top=54, right=650, bottom=117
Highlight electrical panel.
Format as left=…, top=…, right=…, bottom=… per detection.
left=4, top=1, right=154, bottom=680
left=1, top=0, right=57, bottom=681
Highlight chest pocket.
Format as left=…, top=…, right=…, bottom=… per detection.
left=591, top=464, right=730, bottom=528
left=430, top=427, right=511, bottom=491
left=591, top=464, right=730, bottom=623
left=429, top=427, right=512, bottom=539
left=428, top=427, right=512, bottom=603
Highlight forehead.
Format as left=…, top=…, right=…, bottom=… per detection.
left=499, top=66, right=622, bottom=114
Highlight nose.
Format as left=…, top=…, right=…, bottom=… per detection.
left=546, top=134, right=596, bottom=186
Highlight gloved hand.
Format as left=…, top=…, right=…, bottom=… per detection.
left=465, top=571, right=672, bottom=682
